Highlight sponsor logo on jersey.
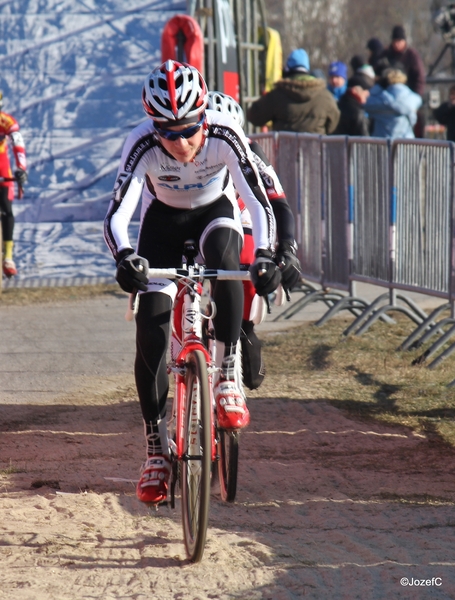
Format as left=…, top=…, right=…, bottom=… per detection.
left=160, top=163, right=180, bottom=172
left=195, top=162, right=224, bottom=175
left=210, top=125, right=259, bottom=184
left=158, top=175, right=181, bottom=181
left=263, top=174, right=276, bottom=190
left=125, top=137, right=154, bottom=172
left=252, top=153, right=266, bottom=171
left=212, top=125, right=247, bottom=159
left=113, top=171, right=132, bottom=202
left=239, top=157, right=254, bottom=178
left=193, top=158, right=207, bottom=167
left=157, top=175, right=219, bottom=191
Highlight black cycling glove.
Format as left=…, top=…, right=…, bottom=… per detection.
left=115, top=248, right=149, bottom=293
left=275, top=241, right=301, bottom=292
left=14, top=169, right=27, bottom=185
left=249, top=248, right=281, bottom=297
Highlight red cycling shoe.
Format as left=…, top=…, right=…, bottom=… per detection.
left=3, top=259, right=17, bottom=278
left=215, top=379, right=250, bottom=430
left=136, top=455, right=171, bottom=504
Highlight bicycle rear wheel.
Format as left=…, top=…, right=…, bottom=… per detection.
left=181, top=349, right=212, bottom=563
left=218, top=429, right=239, bottom=502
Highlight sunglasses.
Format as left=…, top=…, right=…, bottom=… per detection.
left=155, top=116, right=205, bottom=141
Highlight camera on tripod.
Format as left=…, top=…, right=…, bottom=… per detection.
left=433, top=1, right=455, bottom=41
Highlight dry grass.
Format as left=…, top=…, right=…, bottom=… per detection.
left=2, top=284, right=455, bottom=447
left=252, top=315, right=455, bottom=447
left=0, top=283, right=122, bottom=305
left=0, top=459, right=26, bottom=475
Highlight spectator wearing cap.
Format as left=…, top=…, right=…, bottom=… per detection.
left=349, top=54, right=376, bottom=88
left=366, top=67, right=422, bottom=139
left=380, top=25, right=426, bottom=137
left=357, top=64, right=376, bottom=86
left=366, top=38, right=384, bottom=75
left=247, top=48, right=340, bottom=134
left=327, top=61, right=348, bottom=101
left=350, top=55, right=365, bottom=74
left=380, top=25, right=425, bottom=96
left=333, top=74, right=373, bottom=136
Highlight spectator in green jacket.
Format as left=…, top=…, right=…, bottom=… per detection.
left=247, top=48, right=340, bottom=134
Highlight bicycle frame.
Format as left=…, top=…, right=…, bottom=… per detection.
left=141, top=262, right=249, bottom=464
left=168, top=266, right=215, bottom=462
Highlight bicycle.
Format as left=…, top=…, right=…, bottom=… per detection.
left=131, top=240, right=250, bottom=563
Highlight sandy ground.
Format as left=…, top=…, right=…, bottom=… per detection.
left=1, top=291, right=455, bottom=599
left=2, top=387, right=455, bottom=599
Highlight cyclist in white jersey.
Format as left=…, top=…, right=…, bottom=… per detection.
left=104, top=60, right=280, bottom=504
left=207, top=91, right=302, bottom=390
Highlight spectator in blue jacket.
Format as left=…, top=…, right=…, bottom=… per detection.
left=366, top=67, right=422, bottom=139
left=327, top=61, right=348, bottom=101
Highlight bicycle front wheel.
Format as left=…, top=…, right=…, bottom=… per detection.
left=218, top=429, right=239, bottom=502
left=181, top=349, right=212, bottom=563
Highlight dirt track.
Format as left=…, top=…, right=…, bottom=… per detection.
left=1, top=294, right=455, bottom=599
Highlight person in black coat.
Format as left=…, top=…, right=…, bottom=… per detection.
left=433, top=84, right=455, bottom=141
left=366, top=37, right=384, bottom=75
left=333, top=74, right=373, bottom=136
left=380, top=26, right=425, bottom=96
left=380, top=25, right=426, bottom=138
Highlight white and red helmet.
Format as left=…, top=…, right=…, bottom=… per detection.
left=207, top=91, right=245, bottom=128
left=142, top=60, right=208, bottom=123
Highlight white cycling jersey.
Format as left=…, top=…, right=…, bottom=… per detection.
left=104, top=110, right=276, bottom=259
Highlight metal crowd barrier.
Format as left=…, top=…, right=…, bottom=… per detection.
left=251, top=132, right=455, bottom=376
left=349, top=138, right=390, bottom=285
left=321, top=137, right=394, bottom=328
left=272, top=133, right=323, bottom=280
left=255, top=133, right=336, bottom=318
left=392, top=140, right=453, bottom=297
left=346, top=140, right=455, bottom=341
left=345, top=138, right=436, bottom=335
left=252, top=132, right=392, bottom=322
left=391, top=140, right=455, bottom=372
left=322, top=136, right=349, bottom=290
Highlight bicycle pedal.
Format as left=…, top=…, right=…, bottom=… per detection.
left=147, top=499, right=169, bottom=511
